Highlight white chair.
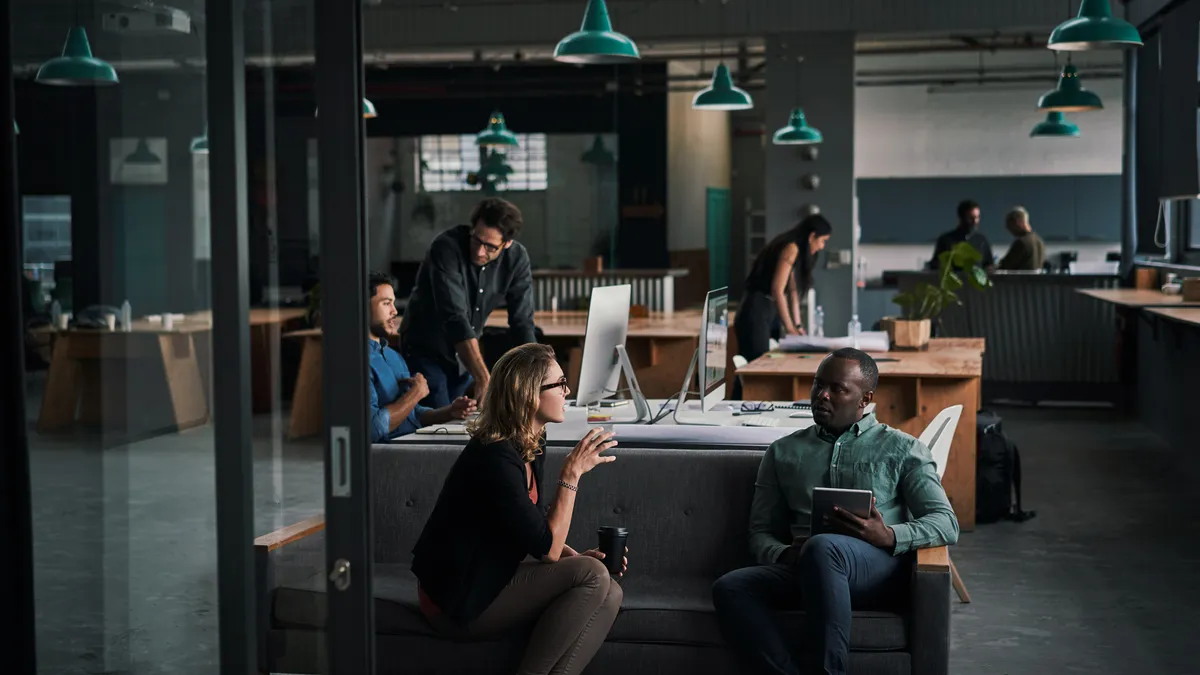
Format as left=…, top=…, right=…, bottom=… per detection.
left=918, top=404, right=970, bottom=604
left=732, top=355, right=748, bottom=369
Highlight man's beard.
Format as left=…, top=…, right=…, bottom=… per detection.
left=369, top=321, right=393, bottom=339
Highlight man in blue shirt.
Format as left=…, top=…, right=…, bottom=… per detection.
left=368, top=272, right=475, bottom=442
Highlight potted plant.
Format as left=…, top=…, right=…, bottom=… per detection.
left=885, top=241, right=991, bottom=349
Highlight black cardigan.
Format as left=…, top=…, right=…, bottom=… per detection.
left=411, top=437, right=555, bottom=626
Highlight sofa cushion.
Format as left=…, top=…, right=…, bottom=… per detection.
left=275, top=565, right=905, bottom=652
left=611, top=575, right=907, bottom=652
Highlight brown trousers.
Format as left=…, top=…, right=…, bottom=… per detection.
left=428, top=556, right=622, bottom=675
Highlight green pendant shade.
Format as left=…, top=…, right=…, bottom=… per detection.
left=1049, top=0, right=1143, bottom=51
left=125, top=138, right=162, bottom=165
left=692, top=64, right=754, bottom=111
left=554, top=0, right=640, bottom=64
left=36, top=26, right=119, bottom=86
left=476, top=111, right=520, bottom=147
left=313, top=98, right=377, bottom=118
left=772, top=108, right=823, bottom=145
left=1037, top=63, right=1103, bottom=112
left=1030, top=111, right=1081, bottom=137
left=580, top=135, right=615, bottom=166
left=190, top=127, right=209, bottom=154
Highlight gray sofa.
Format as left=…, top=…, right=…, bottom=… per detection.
left=257, top=444, right=951, bottom=674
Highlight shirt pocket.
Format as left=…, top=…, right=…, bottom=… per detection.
left=843, top=460, right=900, bottom=507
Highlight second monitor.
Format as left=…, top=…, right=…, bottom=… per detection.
left=573, top=284, right=650, bottom=422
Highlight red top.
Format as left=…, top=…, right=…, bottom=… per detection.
left=418, top=462, right=538, bottom=619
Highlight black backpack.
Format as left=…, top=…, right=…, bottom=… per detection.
left=975, top=410, right=1036, bottom=524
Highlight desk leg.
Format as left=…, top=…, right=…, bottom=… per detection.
left=159, top=334, right=210, bottom=431
left=288, top=337, right=323, bottom=440
left=38, top=335, right=80, bottom=431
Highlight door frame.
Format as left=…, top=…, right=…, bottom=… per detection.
left=315, top=0, right=375, bottom=672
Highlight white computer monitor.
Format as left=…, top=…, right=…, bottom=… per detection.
left=699, top=288, right=729, bottom=409
left=575, top=284, right=632, bottom=406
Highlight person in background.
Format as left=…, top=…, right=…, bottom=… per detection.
left=732, top=214, right=833, bottom=399
left=712, top=348, right=959, bottom=675
left=411, top=343, right=627, bottom=675
left=997, top=206, right=1046, bottom=271
left=400, top=197, right=536, bottom=408
left=930, top=199, right=994, bottom=270
left=367, top=272, right=475, bottom=442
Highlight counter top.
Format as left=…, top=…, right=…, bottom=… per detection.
left=1145, top=307, right=1200, bottom=327
left=1075, top=288, right=1200, bottom=307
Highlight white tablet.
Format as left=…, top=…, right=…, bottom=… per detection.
left=809, top=487, right=874, bottom=537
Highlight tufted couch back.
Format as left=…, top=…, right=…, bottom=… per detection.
left=373, top=444, right=766, bottom=578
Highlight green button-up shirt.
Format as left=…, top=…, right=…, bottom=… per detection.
left=749, top=412, right=959, bottom=564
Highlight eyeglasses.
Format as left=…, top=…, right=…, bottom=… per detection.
left=470, top=234, right=503, bottom=255
left=540, top=377, right=569, bottom=393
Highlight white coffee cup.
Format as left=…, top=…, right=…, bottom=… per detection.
left=105, top=315, right=116, bottom=331
left=163, top=314, right=174, bottom=331
left=56, top=314, right=69, bottom=330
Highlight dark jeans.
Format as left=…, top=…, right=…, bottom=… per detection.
left=732, top=291, right=778, bottom=400
left=404, top=350, right=474, bottom=409
left=711, top=534, right=911, bottom=675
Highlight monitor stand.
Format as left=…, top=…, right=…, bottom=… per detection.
left=672, top=347, right=720, bottom=426
left=607, top=345, right=650, bottom=423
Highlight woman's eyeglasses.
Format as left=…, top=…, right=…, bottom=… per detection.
left=540, top=377, right=569, bottom=393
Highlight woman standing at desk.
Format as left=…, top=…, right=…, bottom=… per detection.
left=733, top=214, right=831, bottom=398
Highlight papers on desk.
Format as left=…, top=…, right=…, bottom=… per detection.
left=415, top=424, right=468, bottom=435
left=547, top=423, right=801, bottom=447
left=776, top=331, right=890, bottom=354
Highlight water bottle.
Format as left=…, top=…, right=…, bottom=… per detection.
left=813, top=306, right=825, bottom=338
left=848, top=314, right=861, bottom=349
left=120, top=300, right=132, bottom=332
left=50, top=300, right=62, bottom=330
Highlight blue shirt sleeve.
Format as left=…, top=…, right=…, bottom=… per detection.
left=368, top=373, right=391, bottom=443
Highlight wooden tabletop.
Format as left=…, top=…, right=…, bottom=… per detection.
left=1075, top=288, right=1200, bottom=307
left=1145, top=306, right=1200, bottom=327
left=738, top=339, right=984, bottom=379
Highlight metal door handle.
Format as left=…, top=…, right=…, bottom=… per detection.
left=329, top=558, right=351, bottom=591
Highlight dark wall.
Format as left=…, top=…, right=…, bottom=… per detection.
left=1137, top=315, right=1200, bottom=454
left=246, top=63, right=669, bottom=288
left=858, top=175, right=1122, bottom=245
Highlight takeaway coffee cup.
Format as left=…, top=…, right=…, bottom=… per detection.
left=597, top=526, right=628, bottom=576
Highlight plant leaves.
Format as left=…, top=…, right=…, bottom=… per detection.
left=969, top=265, right=990, bottom=289
left=950, top=241, right=982, bottom=266
left=944, top=270, right=963, bottom=291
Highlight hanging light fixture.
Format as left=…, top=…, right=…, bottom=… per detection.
left=553, top=0, right=640, bottom=65
left=580, top=135, right=615, bottom=166
left=124, top=138, right=163, bottom=165
left=694, top=64, right=754, bottom=110
left=190, top=126, right=209, bottom=154
left=1030, top=111, right=1081, bottom=138
left=772, top=108, right=823, bottom=145
left=1049, top=0, right=1142, bottom=51
left=1038, top=62, right=1103, bottom=112
left=314, top=98, right=378, bottom=119
left=476, top=111, right=519, bottom=148
left=36, top=26, right=118, bottom=86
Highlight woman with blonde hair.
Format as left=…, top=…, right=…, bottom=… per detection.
left=411, top=343, right=626, bottom=675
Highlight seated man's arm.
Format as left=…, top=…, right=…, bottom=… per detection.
left=749, top=443, right=795, bottom=565
left=889, top=439, right=961, bottom=555
left=369, top=377, right=429, bottom=442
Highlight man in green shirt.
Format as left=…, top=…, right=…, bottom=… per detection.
left=712, top=348, right=959, bottom=675
left=997, top=206, right=1046, bottom=271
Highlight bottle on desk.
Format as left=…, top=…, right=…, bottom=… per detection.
left=50, top=300, right=62, bottom=330
left=848, top=314, right=861, bottom=349
left=813, top=306, right=825, bottom=337
left=120, top=300, right=132, bottom=332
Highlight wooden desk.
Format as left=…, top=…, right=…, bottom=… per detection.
left=284, top=310, right=708, bottom=439
left=37, top=308, right=307, bottom=433
left=1145, top=306, right=1200, bottom=327
left=1075, top=288, right=1200, bottom=307
left=737, top=338, right=985, bottom=531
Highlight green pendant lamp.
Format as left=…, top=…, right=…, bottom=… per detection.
left=1037, top=63, right=1103, bottom=112
left=190, top=126, right=209, bottom=154
left=772, top=107, right=823, bottom=145
left=125, top=138, right=163, bottom=165
left=581, top=135, right=615, bottom=166
left=476, top=111, right=519, bottom=148
left=693, top=63, right=754, bottom=111
left=36, top=26, right=119, bottom=86
left=1049, top=0, right=1142, bottom=51
left=553, top=0, right=640, bottom=65
left=1030, top=111, right=1081, bottom=137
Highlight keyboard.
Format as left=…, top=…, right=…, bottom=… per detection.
left=741, top=416, right=780, bottom=428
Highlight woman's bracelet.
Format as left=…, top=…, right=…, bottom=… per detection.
left=558, top=480, right=578, bottom=492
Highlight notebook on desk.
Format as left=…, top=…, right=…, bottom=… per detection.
left=415, top=424, right=468, bottom=435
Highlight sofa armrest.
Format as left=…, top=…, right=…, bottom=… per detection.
left=909, top=546, right=951, bottom=675
left=255, top=515, right=326, bottom=673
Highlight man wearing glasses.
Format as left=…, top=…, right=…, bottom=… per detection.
left=400, top=197, right=536, bottom=407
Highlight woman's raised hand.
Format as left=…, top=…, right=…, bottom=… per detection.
left=562, top=427, right=617, bottom=482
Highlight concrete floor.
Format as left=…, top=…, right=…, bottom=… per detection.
left=22, top=371, right=1200, bottom=674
